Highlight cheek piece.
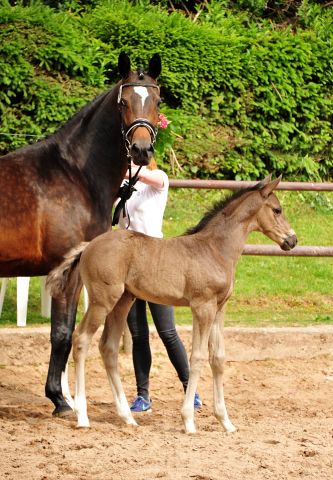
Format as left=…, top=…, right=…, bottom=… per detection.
left=118, top=82, right=160, bottom=158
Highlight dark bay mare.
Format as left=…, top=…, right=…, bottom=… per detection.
left=47, top=175, right=298, bottom=433
left=0, top=51, right=162, bottom=416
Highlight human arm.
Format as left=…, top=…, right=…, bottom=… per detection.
left=124, top=165, right=165, bottom=188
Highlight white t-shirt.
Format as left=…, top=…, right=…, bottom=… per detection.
left=118, top=170, right=169, bottom=238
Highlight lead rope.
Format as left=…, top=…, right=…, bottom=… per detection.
left=112, top=160, right=142, bottom=228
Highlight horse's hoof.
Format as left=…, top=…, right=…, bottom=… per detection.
left=52, top=406, right=76, bottom=419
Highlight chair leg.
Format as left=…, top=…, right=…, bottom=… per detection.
left=83, top=287, right=89, bottom=313
left=0, top=278, right=8, bottom=318
left=40, top=276, right=52, bottom=318
left=17, top=277, right=30, bottom=326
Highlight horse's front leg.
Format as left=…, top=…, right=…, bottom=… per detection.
left=209, top=303, right=236, bottom=433
left=61, top=362, right=74, bottom=410
left=99, top=292, right=137, bottom=426
left=45, top=267, right=82, bottom=417
left=181, top=301, right=216, bottom=435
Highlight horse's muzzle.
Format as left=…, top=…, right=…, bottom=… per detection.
left=130, top=142, right=154, bottom=165
left=280, top=234, right=298, bottom=251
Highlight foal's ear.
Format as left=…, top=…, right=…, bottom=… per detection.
left=261, top=173, right=272, bottom=184
left=259, top=175, right=282, bottom=198
left=147, top=53, right=162, bottom=80
left=118, top=51, right=131, bottom=79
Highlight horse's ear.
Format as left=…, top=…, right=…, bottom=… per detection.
left=259, top=175, right=282, bottom=198
left=147, top=53, right=161, bottom=80
left=118, top=52, right=131, bottom=79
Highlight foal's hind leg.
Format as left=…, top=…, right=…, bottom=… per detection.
left=208, top=304, right=236, bottom=433
left=99, top=292, right=137, bottom=426
left=73, top=301, right=113, bottom=427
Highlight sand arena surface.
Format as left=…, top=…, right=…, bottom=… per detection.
left=0, top=329, right=333, bottom=479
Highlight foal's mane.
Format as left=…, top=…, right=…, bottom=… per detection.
left=184, top=182, right=262, bottom=236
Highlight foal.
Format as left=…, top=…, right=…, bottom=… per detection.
left=47, top=174, right=297, bottom=434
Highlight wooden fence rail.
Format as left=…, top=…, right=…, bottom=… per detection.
left=169, top=179, right=333, bottom=257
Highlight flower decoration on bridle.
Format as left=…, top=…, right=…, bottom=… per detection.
left=158, top=113, right=168, bottom=130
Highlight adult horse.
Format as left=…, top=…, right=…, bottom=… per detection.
left=0, top=51, right=162, bottom=417
left=47, top=175, right=298, bottom=434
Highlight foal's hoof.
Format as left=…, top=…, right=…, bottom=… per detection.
left=52, top=405, right=76, bottom=419
left=225, top=425, right=237, bottom=434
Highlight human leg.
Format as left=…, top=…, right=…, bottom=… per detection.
left=148, top=302, right=190, bottom=392
left=127, top=298, right=151, bottom=400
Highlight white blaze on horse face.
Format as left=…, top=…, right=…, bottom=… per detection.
left=134, top=86, right=149, bottom=112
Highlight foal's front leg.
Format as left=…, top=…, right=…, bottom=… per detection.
left=99, top=292, right=137, bottom=426
left=208, top=304, right=236, bottom=433
left=181, top=301, right=216, bottom=434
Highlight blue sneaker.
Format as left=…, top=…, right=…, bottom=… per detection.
left=194, top=392, right=202, bottom=409
left=130, top=396, right=152, bottom=413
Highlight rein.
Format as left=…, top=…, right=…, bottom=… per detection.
left=112, top=81, right=159, bottom=228
left=112, top=162, right=142, bottom=227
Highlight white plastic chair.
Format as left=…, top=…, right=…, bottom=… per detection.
left=0, top=277, right=52, bottom=326
left=0, top=277, right=88, bottom=326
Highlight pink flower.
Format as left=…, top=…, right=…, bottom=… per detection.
left=158, top=113, right=168, bottom=129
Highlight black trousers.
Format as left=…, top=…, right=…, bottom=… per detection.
left=127, top=299, right=190, bottom=399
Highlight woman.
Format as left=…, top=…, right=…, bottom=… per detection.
left=117, top=158, right=202, bottom=413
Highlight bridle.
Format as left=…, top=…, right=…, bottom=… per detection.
left=112, top=81, right=160, bottom=228
left=118, top=82, right=160, bottom=159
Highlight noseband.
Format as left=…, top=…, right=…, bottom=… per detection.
left=118, top=82, right=160, bottom=158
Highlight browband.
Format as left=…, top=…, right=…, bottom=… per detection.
left=117, top=82, right=159, bottom=103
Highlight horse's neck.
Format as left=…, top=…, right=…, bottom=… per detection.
left=53, top=85, right=127, bottom=201
left=203, top=209, right=256, bottom=261
left=57, top=87, right=122, bottom=168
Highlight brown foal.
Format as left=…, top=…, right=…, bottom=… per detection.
left=47, top=174, right=297, bottom=434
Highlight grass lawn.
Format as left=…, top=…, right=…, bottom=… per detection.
left=1, top=187, right=332, bottom=328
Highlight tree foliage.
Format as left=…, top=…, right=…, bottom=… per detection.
left=1, top=0, right=333, bottom=181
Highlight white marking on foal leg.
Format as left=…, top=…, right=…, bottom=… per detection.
left=74, top=348, right=90, bottom=427
left=133, top=86, right=149, bottom=110
left=209, top=311, right=236, bottom=434
left=213, top=382, right=236, bottom=433
left=61, top=362, right=74, bottom=410
left=112, top=390, right=137, bottom=426
left=99, top=299, right=137, bottom=426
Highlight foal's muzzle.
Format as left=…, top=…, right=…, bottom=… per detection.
left=280, top=234, right=298, bottom=251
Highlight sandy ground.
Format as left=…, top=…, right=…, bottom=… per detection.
left=0, top=333, right=333, bottom=480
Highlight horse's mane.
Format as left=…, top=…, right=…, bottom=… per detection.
left=184, top=182, right=262, bottom=236
left=31, top=87, right=115, bottom=145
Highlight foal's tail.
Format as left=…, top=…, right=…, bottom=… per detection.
left=46, top=242, right=89, bottom=297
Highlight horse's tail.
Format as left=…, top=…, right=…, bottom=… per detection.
left=46, top=242, right=89, bottom=297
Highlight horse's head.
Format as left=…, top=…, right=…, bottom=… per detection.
left=118, top=52, right=162, bottom=165
left=255, top=174, right=298, bottom=251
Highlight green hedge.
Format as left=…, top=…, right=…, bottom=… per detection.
left=1, top=0, right=333, bottom=181
left=0, top=1, right=102, bottom=152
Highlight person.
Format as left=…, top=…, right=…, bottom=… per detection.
left=116, top=158, right=202, bottom=413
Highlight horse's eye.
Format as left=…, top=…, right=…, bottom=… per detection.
left=121, top=99, right=126, bottom=107
left=273, top=208, right=282, bottom=215
left=157, top=99, right=162, bottom=108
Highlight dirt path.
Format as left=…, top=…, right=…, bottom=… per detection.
left=0, top=334, right=333, bottom=479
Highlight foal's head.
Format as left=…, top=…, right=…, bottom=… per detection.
left=186, top=174, right=298, bottom=251
left=118, top=52, right=162, bottom=165
left=251, top=175, right=298, bottom=251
